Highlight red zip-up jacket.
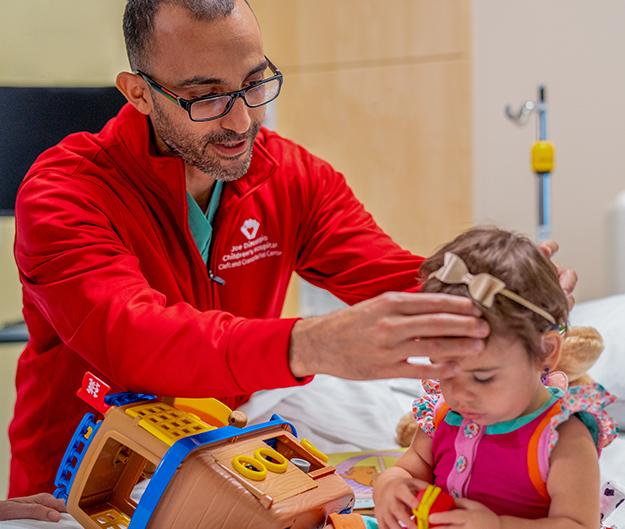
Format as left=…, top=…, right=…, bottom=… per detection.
left=10, top=104, right=424, bottom=496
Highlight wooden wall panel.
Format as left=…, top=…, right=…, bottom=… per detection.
left=255, top=1, right=470, bottom=67
left=250, top=1, right=472, bottom=316
left=252, top=0, right=472, bottom=256
left=276, top=59, right=472, bottom=255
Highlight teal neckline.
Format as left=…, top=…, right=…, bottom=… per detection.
left=445, top=386, right=564, bottom=434
left=187, top=180, right=224, bottom=265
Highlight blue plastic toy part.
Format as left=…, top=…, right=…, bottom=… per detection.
left=54, top=413, right=101, bottom=502
left=128, top=414, right=297, bottom=529
left=270, top=413, right=297, bottom=438
left=104, top=391, right=156, bottom=407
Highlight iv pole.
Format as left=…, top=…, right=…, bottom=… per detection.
left=505, top=85, right=555, bottom=243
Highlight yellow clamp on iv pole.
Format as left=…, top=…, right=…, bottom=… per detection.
left=531, top=140, right=554, bottom=174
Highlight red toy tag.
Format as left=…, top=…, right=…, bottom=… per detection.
left=76, top=371, right=112, bottom=414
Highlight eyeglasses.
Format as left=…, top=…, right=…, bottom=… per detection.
left=428, top=252, right=556, bottom=325
left=134, top=57, right=283, bottom=122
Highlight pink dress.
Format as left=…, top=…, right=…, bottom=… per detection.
left=413, top=381, right=618, bottom=518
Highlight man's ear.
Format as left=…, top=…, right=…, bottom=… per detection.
left=116, top=72, right=153, bottom=116
left=541, top=330, right=563, bottom=370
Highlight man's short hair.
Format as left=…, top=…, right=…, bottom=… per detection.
left=123, top=0, right=238, bottom=71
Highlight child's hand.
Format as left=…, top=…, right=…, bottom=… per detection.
left=428, top=498, right=501, bottom=529
left=373, top=476, right=426, bottom=529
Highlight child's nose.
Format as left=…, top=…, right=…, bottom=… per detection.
left=450, top=380, right=475, bottom=404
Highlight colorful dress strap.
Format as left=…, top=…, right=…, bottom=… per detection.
left=545, top=382, right=619, bottom=456
left=527, top=400, right=563, bottom=500
left=413, top=379, right=443, bottom=438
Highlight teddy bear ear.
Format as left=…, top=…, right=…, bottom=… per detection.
left=555, top=326, right=605, bottom=386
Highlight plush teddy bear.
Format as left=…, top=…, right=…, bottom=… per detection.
left=553, top=325, right=604, bottom=386
left=395, top=326, right=605, bottom=447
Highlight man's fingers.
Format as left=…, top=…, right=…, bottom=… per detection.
left=0, top=502, right=62, bottom=522
left=566, top=293, right=575, bottom=310
left=537, top=239, right=578, bottom=301
left=12, top=493, right=67, bottom=513
left=395, top=336, right=484, bottom=365
left=387, top=361, right=459, bottom=381
left=557, top=265, right=578, bottom=297
left=0, top=493, right=67, bottom=522
left=403, top=313, right=489, bottom=340
left=32, top=493, right=67, bottom=513
left=370, top=358, right=456, bottom=381
left=416, top=362, right=460, bottom=380
left=341, top=336, right=484, bottom=380
left=375, top=313, right=489, bottom=348
left=385, top=292, right=482, bottom=317
left=537, top=238, right=559, bottom=258
left=416, top=335, right=485, bottom=360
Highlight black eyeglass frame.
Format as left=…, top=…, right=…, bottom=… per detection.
left=134, top=57, right=283, bottom=122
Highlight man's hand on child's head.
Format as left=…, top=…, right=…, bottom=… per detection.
left=289, top=292, right=489, bottom=381
left=537, top=239, right=577, bottom=309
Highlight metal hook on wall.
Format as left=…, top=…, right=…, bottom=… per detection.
left=505, top=100, right=535, bottom=126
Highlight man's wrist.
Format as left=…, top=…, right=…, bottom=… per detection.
left=288, top=317, right=319, bottom=379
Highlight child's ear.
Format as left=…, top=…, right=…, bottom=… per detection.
left=541, top=330, right=563, bottom=370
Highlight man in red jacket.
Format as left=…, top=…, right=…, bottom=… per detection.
left=9, top=0, right=576, bottom=497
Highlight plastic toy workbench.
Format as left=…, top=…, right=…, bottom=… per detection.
left=54, top=372, right=354, bottom=529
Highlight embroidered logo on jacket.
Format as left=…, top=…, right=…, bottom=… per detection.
left=219, top=219, right=283, bottom=272
left=240, top=218, right=260, bottom=240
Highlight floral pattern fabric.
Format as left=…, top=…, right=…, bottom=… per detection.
left=546, top=382, right=619, bottom=456
left=412, top=379, right=441, bottom=438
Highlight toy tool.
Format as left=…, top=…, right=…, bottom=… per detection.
left=412, top=485, right=455, bottom=529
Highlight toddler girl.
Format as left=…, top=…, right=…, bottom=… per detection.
left=372, top=227, right=618, bottom=529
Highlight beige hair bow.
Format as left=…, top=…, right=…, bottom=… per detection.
left=428, top=252, right=556, bottom=325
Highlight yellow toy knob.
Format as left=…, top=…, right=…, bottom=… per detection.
left=531, top=141, right=555, bottom=173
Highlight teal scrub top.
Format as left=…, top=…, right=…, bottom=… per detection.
left=186, top=180, right=224, bottom=264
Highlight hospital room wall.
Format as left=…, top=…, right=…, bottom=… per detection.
left=471, top=0, right=625, bottom=303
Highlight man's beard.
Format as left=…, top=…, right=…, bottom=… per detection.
left=151, top=98, right=262, bottom=182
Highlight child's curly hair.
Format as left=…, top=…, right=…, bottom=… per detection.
left=419, top=227, right=569, bottom=361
